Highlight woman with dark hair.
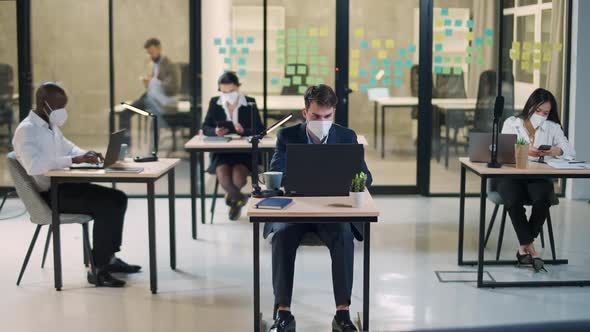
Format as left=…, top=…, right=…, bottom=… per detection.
left=498, top=88, right=575, bottom=272
left=202, top=72, right=264, bottom=220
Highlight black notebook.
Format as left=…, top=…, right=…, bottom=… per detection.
left=254, top=197, right=294, bottom=210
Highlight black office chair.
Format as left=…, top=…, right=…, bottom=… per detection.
left=0, top=63, right=15, bottom=150
left=472, top=70, right=515, bottom=133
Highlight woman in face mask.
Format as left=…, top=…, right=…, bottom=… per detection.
left=201, top=71, right=265, bottom=220
left=498, top=88, right=575, bottom=272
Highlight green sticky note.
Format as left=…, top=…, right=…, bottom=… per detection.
left=394, top=78, right=403, bottom=87
left=475, top=46, right=483, bottom=54
left=288, top=56, right=297, bottom=64
left=465, top=56, right=472, bottom=64
left=276, top=38, right=285, bottom=46
left=455, top=20, right=462, bottom=27
left=309, top=46, right=319, bottom=55
left=442, top=67, right=451, bottom=74
left=467, top=46, right=473, bottom=54
left=360, top=40, right=369, bottom=49
left=298, top=27, right=307, bottom=36
left=306, top=77, right=315, bottom=85
left=297, top=55, right=306, bottom=63
left=310, top=65, right=319, bottom=74
left=238, top=57, right=246, bottom=65
left=286, top=65, right=296, bottom=75
left=320, top=67, right=330, bottom=75
left=246, top=37, right=255, bottom=44
left=441, top=8, right=449, bottom=16
left=298, top=86, right=308, bottom=94
left=214, top=38, right=222, bottom=46
left=445, top=29, right=453, bottom=37
left=238, top=68, right=247, bottom=76
left=485, top=37, right=493, bottom=46
left=288, top=47, right=297, bottom=55
left=309, top=37, right=318, bottom=45
left=382, top=78, right=391, bottom=85
left=288, top=28, right=297, bottom=36
left=230, top=47, right=237, bottom=55
left=435, top=43, right=443, bottom=52
left=455, top=56, right=462, bottom=64
left=297, top=65, right=307, bottom=75
left=277, top=29, right=284, bottom=36
left=444, top=19, right=452, bottom=27
left=241, top=47, right=249, bottom=55
left=219, top=47, right=226, bottom=54
left=298, top=46, right=307, bottom=55
left=319, top=56, right=328, bottom=65
left=225, top=37, right=233, bottom=45
left=309, top=56, right=319, bottom=64
left=394, top=69, right=403, bottom=76
left=443, top=56, right=451, bottom=63
left=224, top=57, right=231, bottom=64
left=236, top=37, right=244, bottom=44
left=277, top=58, right=284, bottom=65
left=298, top=38, right=307, bottom=45
left=283, top=77, right=291, bottom=87
left=477, top=57, right=484, bottom=65
left=277, top=47, right=285, bottom=54
left=453, top=67, right=463, bottom=75
left=316, top=77, right=325, bottom=84
left=292, top=76, right=302, bottom=85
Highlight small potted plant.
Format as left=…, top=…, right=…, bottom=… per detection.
left=350, top=172, right=368, bottom=208
left=515, top=137, right=529, bottom=169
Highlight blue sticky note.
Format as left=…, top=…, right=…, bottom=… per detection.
left=360, top=84, right=369, bottom=92
left=455, top=20, right=462, bottom=27
left=474, top=37, right=483, bottom=46
left=371, top=68, right=380, bottom=76
left=434, top=66, right=443, bottom=74
left=382, top=59, right=391, bottom=67
left=398, top=48, right=407, bottom=56
left=394, top=59, right=402, bottom=67
left=214, top=38, right=222, bottom=46
left=359, top=68, right=368, bottom=77
left=405, top=59, right=413, bottom=67
left=467, top=20, right=474, bottom=29
left=408, top=44, right=417, bottom=53
left=237, top=37, right=244, bottom=44
left=394, top=78, right=403, bottom=87
left=441, top=8, right=449, bottom=16
left=394, top=69, right=403, bottom=77
left=219, top=47, right=227, bottom=54
left=271, top=78, right=279, bottom=85
left=485, top=28, right=493, bottom=37
left=225, top=37, right=233, bottom=45
left=435, top=43, right=443, bottom=52
left=383, top=69, right=391, bottom=76
left=369, top=78, right=377, bottom=87
left=238, top=68, right=247, bottom=76
left=444, top=19, right=452, bottom=27
left=224, top=57, right=231, bottom=64
left=445, top=29, right=453, bottom=37
left=370, top=58, right=379, bottom=66
left=382, top=78, right=391, bottom=85
left=247, top=36, right=255, bottom=44
left=242, top=47, right=249, bottom=54
left=435, top=56, right=443, bottom=64
left=230, top=47, right=237, bottom=55
left=360, top=40, right=369, bottom=49
left=238, top=57, right=246, bottom=65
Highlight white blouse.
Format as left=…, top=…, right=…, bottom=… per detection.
left=501, top=116, right=576, bottom=160
left=216, top=94, right=248, bottom=123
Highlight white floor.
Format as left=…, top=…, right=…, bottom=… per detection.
left=0, top=196, right=589, bottom=332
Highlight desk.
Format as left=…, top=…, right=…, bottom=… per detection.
left=458, top=157, right=590, bottom=288
left=183, top=135, right=369, bottom=239
left=247, top=193, right=379, bottom=332
left=252, top=95, right=305, bottom=122
left=46, top=158, right=180, bottom=294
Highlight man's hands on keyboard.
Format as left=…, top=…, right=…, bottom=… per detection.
left=72, top=151, right=104, bottom=164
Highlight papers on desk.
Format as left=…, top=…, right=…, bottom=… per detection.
left=546, top=159, right=590, bottom=170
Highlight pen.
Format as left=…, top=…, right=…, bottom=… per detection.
left=568, top=161, right=586, bottom=164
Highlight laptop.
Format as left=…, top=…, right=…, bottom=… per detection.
left=468, top=132, right=518, bottom=164
left=70, top=129, right=126, bottom=169
left=284, top=144, right=364, bottom=196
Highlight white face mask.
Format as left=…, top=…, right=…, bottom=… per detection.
left=530, top=113, right=547, bottom=129
left=307, top=120, right=333, bottom=142
left=44, top=102, right=68, bottom=127
left=221, top=91, right=239, bottom=105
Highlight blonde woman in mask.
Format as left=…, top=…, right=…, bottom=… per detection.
left=498, top=88, right=575, bottom=272
left=202, top=72, right=264, bottom=220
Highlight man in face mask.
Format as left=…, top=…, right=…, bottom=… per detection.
left=266, top=84, right=372, bottom=332
left=13, top=83, right=141, bottom=288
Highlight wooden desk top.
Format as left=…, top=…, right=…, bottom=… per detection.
left=460, top=157, right=590, bottom=176
left=252, top=95, right=304, bottom=110
left=246, top=193, right=379, bottom=218
left=184, top=134, right=368, bottom=150
left=45, top=158, right=181, bottom=179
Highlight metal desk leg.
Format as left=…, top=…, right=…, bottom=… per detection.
left=363, top=222, right=371, bottom=331
left=373, top=101, right=378, bottom=150
left=147, top=181, right=158, bottom=294
left=199, top=152, right=206, bottom=225
left=50, top=179, right=62, bottom=291
left=458, top=165, right=466, bottom=265
left=477, top=176, right=487, bottom=287
left=168, top=170, right=176, bottom=270
left=381, top=106, right=385, bottom=159
left=253, top=222, right=260, bottom=332
left=190, top=151, right=197, bottom=239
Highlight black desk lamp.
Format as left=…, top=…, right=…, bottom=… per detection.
left=121, top=103, right=159, bottom=162
left=488, top=95, right=504, bottom=168
left=250, top=108, right=293, bottom=198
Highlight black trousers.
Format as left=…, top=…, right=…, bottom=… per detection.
left=271, top=223, right=354, bottom=307
left=497, top=178, right=554, bottom=245
left=41, top=183, right=128, bottom=266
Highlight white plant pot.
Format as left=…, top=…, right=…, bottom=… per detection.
left=350, top=191, right=366, bottom=208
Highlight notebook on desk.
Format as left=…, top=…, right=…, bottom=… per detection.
left=255, top=197, right=294, bottom=210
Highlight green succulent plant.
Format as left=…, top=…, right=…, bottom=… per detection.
left=516, top=138, right=529, bottom=145
left=350, top=172, right=368, bottom=193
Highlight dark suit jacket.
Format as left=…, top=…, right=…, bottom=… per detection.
left=156, top=56, right=178, bottom=96
left=202, top=96, right=265, bottom=136
left=265, top=122, right=373, bottom=241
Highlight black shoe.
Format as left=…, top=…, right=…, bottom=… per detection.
left=532, top=257, right=547, bottom=272
left=516, top=251, right=533, bottom=266
left=332, top=316, right=358, bottom=332
left=270, top=312, right=296, bottom=332
left=87, top=269, right=126, bottom=288
left=103, top=258, right=142, bottom=274
left=229, top=204, right=243, bottom=221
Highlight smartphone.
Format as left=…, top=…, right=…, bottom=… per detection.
left=216, top=121, right=236, bottom=133
left=538, top=145, right=552, bottom=151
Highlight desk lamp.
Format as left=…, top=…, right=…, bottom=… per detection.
left=121, top=103, right=159, bottom=162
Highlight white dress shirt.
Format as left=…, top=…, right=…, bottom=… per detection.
left=501, top=116, right=576, bottom=160
left=216, top=94, right=248, bottom=124
left=12, top=111, right=86, bottom=192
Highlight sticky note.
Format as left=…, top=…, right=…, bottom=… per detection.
left=237, top=37, right=245, bottom=44
left=351, top=49, right=360, bottom=58
left=521, top=61, right=530, bottom=70
left=441, top=8, right=449, bottom=16
left=399, top=48, right=407, bottom=56
left=435, top=33, right=444, bottom=42
left=286, top=66, right=296, bottom=75
left=298, top=47, right=307, bottom=55
left=288, top=28, right=297, bottom=36
left=382, top=59, right=391, bottom=67
left=453, top=67, right=463, bottom=75
left=534, top=42, right=542, bottom=50
left=434, top=66, right=443, bottom=74
left=310, top=65, right=319, bottom=74
left=444, top=19, right=452, bottom=27
left=554, top=43, right=562, bottom=51
left=271, top=78, right=279, bottom=85
left=533, top=52, right=542, bottom=61
left=474, top=37, right=483, bottom=46
left=277, top=47, right=284, bottom=54
left=533, top=62, right=541, bottom=70
left=350, top=59, right=360, bottom=69
left=385, top=39, right=395, bottom=49
left=283, top=78, right=291, bottom=87
left=288, top=56, right=296, bottom=64
left=309, top=27, right=318, bottom=37
left=214, top=38, right=222, bottom=46
left=435, top=18, right=444, bottom=27
left=317, top=76, right=325, bottom=84
left=370, top=58, right=379, bottom=66
left=509, top=50, right=520, bottom=61
left=359, top=68, right=368, bottom=77
left=383, top=69, right=391, bottom=76
left=512, top=41, right=521, bottom=50
left=224, top=57, right=231, bottom=64
left=292, top=76, right=302, bottom=85
left=247, top=36, right=255, bottom=44
left=225, top=37, right=233, bottom=45
left=298, top=86, right=308, bottom=94
left=466, top=31, right=474, bottom=40
left=444, top=56, right=451, bottom=63
left=485, top=37, right=493, bottom=46
left=309, top=46, right=319, bottom=55
left=378, top=50, right=388, bottom=59
left=320, top=67, right=329, bottom=75
left=455, top=56, right=462, bottom=64
left=467, top=46, right=473, bottom=54
left=442, top=67, right=451, bottom=74
left=297, top=65, right=307, bottom=75
left=382, top=78, right=391, bottom=86
left=230, top=47, right=238, bottom=55
left=394, top=78, right=403, bottom=87
left=319, top=56, right=328, bottom=65
left=455, top=19, right=462, bottom=27
left=354, top=28, right=364, bottom=38
left=298, top=28, right=307, bottom=37
left=309, top=37, right=318, bottom=45
left=543, top=53, right=552, bottom=62
left=435, top=43, right=443, bottom=52
left=477, top=57, right=484, bottom=65
left=371, top=39, right=382, bottom=48
left=474, top=46, right=483, bottom=54
left=238, top=68, right=247, bottom=76
left=543, top=42, right=552, bottom=50
left=435, top=55, right=443, bottom=64
left=288, top=47, right=297, bottom=55
left=319, top=26, right=328, bottom=37
left=277, top=29, right=284, bottom=36
left=360, top=84, right=368, bottom=92
left=394, top=59, right=402, bottom=67
left=445, top=29, right=453, bottom=37
left=297, top=55, right=306, bottom=63
left=394, top=69, right=403, bottom=76
left=349, top=82, right=359, bottom=91
left=467, top=19, right=474, bottom=29
left=369, top=78, right=377, bottom=87
left=521, top=52, right=531, bottom=61
left=277, top=58, right=284, bottom=65
left=242, top=47, right=249, bottom=54
left=350, top=70, right=358, bottom=78
left=360, top=40, right=369, bottom=49
left=371, top=68, right=380, bottom=76
left=238, top=57, right=246, bottom=65
left=523, top=42, right=532, bottom=50
left=219, top=47, right=226, bottom=54
left=405, top=59, right=413, bottom=67
left=408, top=44, right=416, bottom=53
left=464, top=56, right=472, bottom=64
left=484, top=29, right=493, bottom=37
left=298, top=38, right=307, bottom=45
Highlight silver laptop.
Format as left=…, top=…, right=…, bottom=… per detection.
left=468, top=132, right=517, bottom=164
left=70, top=129, right=125, bottom=169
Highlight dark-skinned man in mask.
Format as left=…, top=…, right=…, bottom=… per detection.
left=12, top=82, right=141, bottom=288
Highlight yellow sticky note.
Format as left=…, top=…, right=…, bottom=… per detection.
left=378, top=50, right=388, bottom=59
left=466, top=31, right=474, bottom=40
left=534, top=42, right=542, bottom=50
left=512, top=41, right=521, bottom=50
left=350, top=59, right=359, bottom=71
left=354, top=28, right=364, bottom=38
left=521, top=61, right=530, bottom=70
left=533, top=62, right=541, bottom=70
left=435, top=18, right=444, bottom=27
left=543, top=53, right=552, bottom=62
left=351, top=49, right=360, bottom=59
left=349, top=82, right=359, bottom=91
left=509, top=49, right=520, bottom=61
left=308, top=27, right=318, bottom=37
left=523, top=42, right=532, bottom=50
left=554, top=43, right=562, bottom=51
left=385, top=39, right=395, bottom=49
left=521, top=52, right=531, bottom=61
left=434, top=32, right=444, bottom=42
left=319, top=27, right=328, bottom=37
left=350, top=71, right=358, bottom=78
left=371, top=39, right=382, bottom=48
left=533, top=52, right=541, bottom=60
left=544, top=42, right=552, bottom=51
